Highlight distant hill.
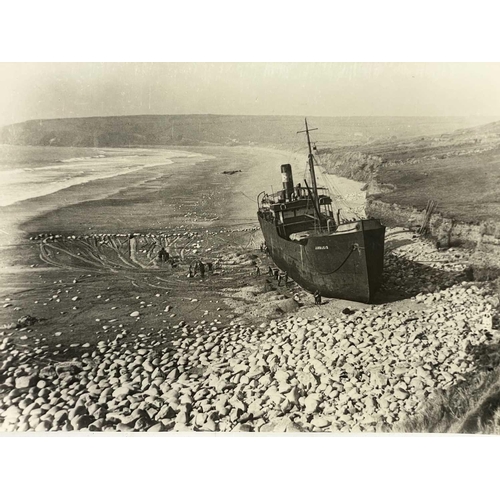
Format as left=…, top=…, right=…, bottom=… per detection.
left=1, top=114, right=497, bottom=149
left=320, top=119, right=500, bottom=182
left=319, top=119, right=500, bottom=224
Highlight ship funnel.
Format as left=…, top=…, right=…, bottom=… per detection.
left=281, top=164, right=294, bottom=201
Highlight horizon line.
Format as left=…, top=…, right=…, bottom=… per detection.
left=2, top=113, right=500, bottom=128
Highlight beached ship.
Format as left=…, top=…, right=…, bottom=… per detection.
left=257, top=119, right=385, bottom=303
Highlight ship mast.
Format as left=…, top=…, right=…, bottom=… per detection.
left=297, top=118, right=320, bottom=217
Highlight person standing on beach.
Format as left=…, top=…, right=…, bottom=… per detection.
left=199, top=261, right=206, bottom=279
left=314, top=290, right=322, bottom=305
left=158, top=247, right=169, bottom=263
left=255, top=266, right=260, bottom=276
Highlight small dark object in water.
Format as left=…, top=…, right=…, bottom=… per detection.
left=222, top=170, right=242, bottom=175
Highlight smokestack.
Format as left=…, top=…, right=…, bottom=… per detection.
left=281, top=164, right=294, bottom=201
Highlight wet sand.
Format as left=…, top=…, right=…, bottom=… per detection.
left=0, top=145, right=298, bottom=305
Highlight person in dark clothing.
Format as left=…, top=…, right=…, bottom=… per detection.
left=273, top=269, right=279, bottom=280
left=158, top=247, right=169, bottom=262
left=255, top=266, right=261, bottom=276
left=277, top=273, right=282, bottom=286
left=199, top=261, right=206, bottom=278
left=283, top=271, right=288, bottom=286
left=207, top=262, right=213, bottom=273
left=314, top=290, right=322, bottom=305
left=268, top=266, right=273, bottom=276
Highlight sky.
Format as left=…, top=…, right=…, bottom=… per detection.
left=1, top=62, right=500, bottom=126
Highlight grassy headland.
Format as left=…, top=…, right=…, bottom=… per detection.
left=320, top=120, right=500, bottom=224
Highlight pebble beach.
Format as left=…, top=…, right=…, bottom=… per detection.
left=0, top=145, right=498, bottom=433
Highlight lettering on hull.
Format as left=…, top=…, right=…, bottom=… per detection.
left=315, top=245, right=329, bottom=250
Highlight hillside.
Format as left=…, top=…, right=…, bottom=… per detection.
left=320, top=120, right=500, bottom=223
left=1, top=114, right=496, bottom=149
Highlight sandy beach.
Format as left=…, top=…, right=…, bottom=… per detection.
left=0, top=144, right=304, bottom=315
left=0, top=144, right=496, bottom=433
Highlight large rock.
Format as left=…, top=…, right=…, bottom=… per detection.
left=303, top=394, right=321, bottom=414
left=274, top=370, right=290, bottom=384
left=15, top=375, right=38, bottom=389
left=311, top=416, right=330, bottom=429
left=3, top=405, right=21, bottom=423
left=55, top=361, right=84, bottom=376
left=112, top=385, right=133, bottom=398
left=72, top=414, right=94, bottom=431
left=394, top=388, right=409, bottom=400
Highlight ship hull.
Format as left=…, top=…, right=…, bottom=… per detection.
left=258, top=215, right=385, bottom=303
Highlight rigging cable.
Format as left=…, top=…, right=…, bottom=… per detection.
left=312, top=148, right=364, bottom=220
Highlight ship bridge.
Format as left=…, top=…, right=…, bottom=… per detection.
left=258, top=182, right=336, bottom=240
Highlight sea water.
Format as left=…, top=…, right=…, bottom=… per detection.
left=0, top=145, right=200, bottom=207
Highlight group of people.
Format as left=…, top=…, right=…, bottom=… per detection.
left=156, top=247, right=177, bottom=268
left=260, top=242, right=269, bottom=254
left=267, top=266, right=288, bottom=286
left=188, top=260, right=213, bottom=279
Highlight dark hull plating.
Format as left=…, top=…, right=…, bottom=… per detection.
left=258, top=215, right=385, bottom=303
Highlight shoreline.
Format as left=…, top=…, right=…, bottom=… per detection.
left=0, top=144, right=498, bottom=433
left=0, top=149, right=210, bottom=242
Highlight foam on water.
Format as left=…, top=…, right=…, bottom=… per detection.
left=0, top=147, right=201, bottom=207
left=58, top=154, right=107, bottom=163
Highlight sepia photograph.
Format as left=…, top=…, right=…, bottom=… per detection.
left=1, top=2, right=499, bottom=495
left=1, top=61, right=500, bottom=437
